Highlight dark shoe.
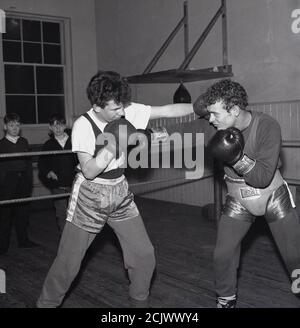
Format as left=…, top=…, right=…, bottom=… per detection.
left=217, top=296, right=237, bottom=308
left=18, top=240, right=39, bottom=248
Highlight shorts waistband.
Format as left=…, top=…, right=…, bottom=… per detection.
left=76, top=172, right=125, bottom=185
left=224, top=174, right=244, bottom=184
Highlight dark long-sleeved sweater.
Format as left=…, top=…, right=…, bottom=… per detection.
left=223, top=111, right=282, bottom=189
left=0, top=137, right=30, bottom=172
left=0, top=136, right=33, bottom=192
left=239, top=112, right=282, bottom=188
left=38, top=135, right=77, bottom=189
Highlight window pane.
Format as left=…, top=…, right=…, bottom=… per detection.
left=3, top=18, right=21, bottom=40
left=3, top=41, right=22, bottom=62
left=36, top=67, right=64, bottom=94
left=37, top=96, right=65, bottom=123
left=22, top=19, right=41, bottom=42
left=24, top=42, right=42, bottom=63
left=6, top=96, right=36, bottom=124
left=5, top=65, right=34, bottom=94
left=42, top=22, right=60, bottom=43
left=43, top=44, right=61, bottom=64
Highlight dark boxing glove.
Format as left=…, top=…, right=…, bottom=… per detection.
left=192, top=94, right=210, bottom=120
left=208, top=127, right=255, bottom=176
left=97, top=118, right=138, bottom=158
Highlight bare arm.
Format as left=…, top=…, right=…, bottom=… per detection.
left=150, top=103, right=193, bottom=120
left=77, top=148, right=114, bottom=180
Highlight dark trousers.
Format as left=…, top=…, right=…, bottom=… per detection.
left=0, top=172, right=31, bottom=252
left=213, top=208, right=300, bottom=297
left=51, top=187, right=71, bottom=232
left=37, top=216, right=155, bottom=307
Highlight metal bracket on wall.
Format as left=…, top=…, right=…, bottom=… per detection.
left=127, top=0, right=233, bottom=84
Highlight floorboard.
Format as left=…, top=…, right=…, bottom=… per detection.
left=0, top=195, right=300, bottom=308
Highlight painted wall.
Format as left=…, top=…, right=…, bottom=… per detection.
left=228, top=0, right=300, bottom=103
left=0, top=0, right=98, bottom=143
left=95, top=0, right=300, bottom=207
left=95, top=0, right=300, bottom=105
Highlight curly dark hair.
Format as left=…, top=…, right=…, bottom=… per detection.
left=202, top=79, right=248, bottom=111
left=86, top=70, right=131, bottom=108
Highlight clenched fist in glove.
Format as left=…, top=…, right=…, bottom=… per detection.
left=97, top=118, right=138, bottom=159
left=208, top=127, right=256, bottom=176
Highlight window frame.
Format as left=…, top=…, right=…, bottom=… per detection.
left=0, top=11, right=74, bottom=128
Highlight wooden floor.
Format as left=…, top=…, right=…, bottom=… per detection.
left=0, top=195, right=300, bottom=308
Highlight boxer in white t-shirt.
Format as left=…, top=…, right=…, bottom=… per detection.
left=37, top=70, right=193, bottom=308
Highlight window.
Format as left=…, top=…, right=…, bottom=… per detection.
left=2, top=15, right=66, bottom=124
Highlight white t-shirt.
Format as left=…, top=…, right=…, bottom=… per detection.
left=72, top=102, right=151, bottom=173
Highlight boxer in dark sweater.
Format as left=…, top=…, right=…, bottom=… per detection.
left=193, top=79, right=300, bottom=308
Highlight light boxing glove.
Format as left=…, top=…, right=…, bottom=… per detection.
left=137, top=127, right=169, bottom=145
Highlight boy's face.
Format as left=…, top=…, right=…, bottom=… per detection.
left=207, top=100, right=237, bottom=130
left=5, top=120, right=21, bottom=137
left=49, top=120, right=66, bottom=137
left=93, top=100, right=125, bottom=122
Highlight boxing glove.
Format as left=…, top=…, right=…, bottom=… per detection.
left=97, top=118, right=138, bottom=158
left=208, top=127, right=255, bottom=175
left=192, top=94, right=210, bottom=120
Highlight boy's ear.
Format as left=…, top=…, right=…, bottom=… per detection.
left=93, top=104, right=102, bottom=113
left=230, top=106, right=240, bottom=117
left=3, top=124, right=7, bottom=131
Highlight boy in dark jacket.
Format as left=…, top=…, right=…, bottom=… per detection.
left=0, top=112, right=37, bottom=255
left=38, top=114, right=77, bottom=232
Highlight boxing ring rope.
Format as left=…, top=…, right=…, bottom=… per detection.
left=0, top=148, right=212, bottom=206
left=281, top=140, right=300, bottom=186
left=0, top=149, right=73, bottom=158
left=282, top=140, right=300, bottom=148
left=0, top=175, right=213, bottom=205
left=0, top=140, right=299, bottom=206
left=0, top=193, right=71, bottom=205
